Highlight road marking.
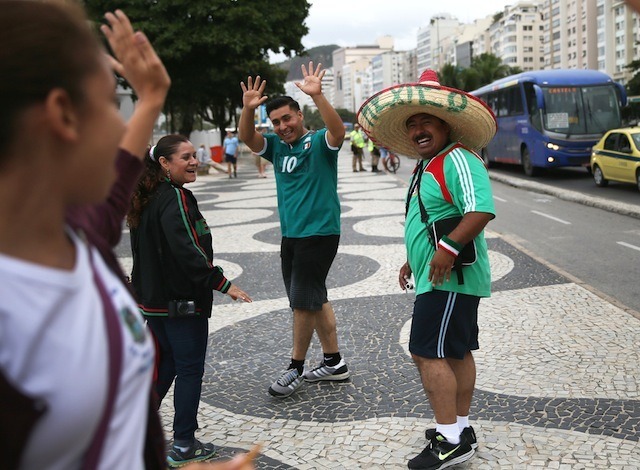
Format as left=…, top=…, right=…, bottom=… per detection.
left=531, top=210, right=571, bottom=225
left=493, top=195, right=507, bottom=202
left=617, top=241, right=640, bottom=252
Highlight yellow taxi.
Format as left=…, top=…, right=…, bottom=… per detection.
left=590, top=127, right=640, bottom=191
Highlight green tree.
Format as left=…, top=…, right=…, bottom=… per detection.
left=302, top=106, right=323, bottom=130
left=85, top=0, right=310, bottom=136
left=623, top=60, right=640, bottom=123
left=439, top=63, right=463, bottom=89
left=470, top=53, right=513, bottom=87
left=438, top=54, right=521, bottom=92
left=625, top=59, right=640, bottom=95
left=336, top=108, right=356, bottom=125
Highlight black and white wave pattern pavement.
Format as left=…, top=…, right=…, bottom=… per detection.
left=117, top=150, right=640, bottom=469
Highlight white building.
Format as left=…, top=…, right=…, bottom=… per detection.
left=332, top=36, right=394, bottom=112
left=371, top=51, right=408, bottom=93
left=596, top=0, right=640, bottom=85
left=416, top=14, right=461, bottom=73
left=541, top=0, right=598, bottom=70
left=454, top=17, right=495, bottom=68
left=489, top=2, right=544, bottom=71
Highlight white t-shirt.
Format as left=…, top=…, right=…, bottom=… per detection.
left=0, top=232, right=155, bottom=470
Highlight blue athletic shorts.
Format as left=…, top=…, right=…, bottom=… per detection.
left=281, top=235, right=339, bottom=311
left=409, top=290, right=480, bottom=360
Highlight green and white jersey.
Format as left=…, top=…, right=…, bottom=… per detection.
left=405, top=143, right=495, bottom=297
left=259, top=129, right=341, bottom=238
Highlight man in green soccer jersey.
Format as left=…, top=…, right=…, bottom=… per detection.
left=238, top=62, right=349, bottom=398
left=358, top=69, right=497, bottom=470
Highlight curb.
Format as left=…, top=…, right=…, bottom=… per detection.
left=489, top=172, right=640, bottom=220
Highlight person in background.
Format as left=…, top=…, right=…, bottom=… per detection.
left=349, top=124, right=366, bottom=172
left=196, top=144, right=210, bottom=165
left=223, top=130, right=240, bottom=178
left=0, top=2, right=256, bottom=469
left=128, top=134, right=252, bottom=467
left=238, top=62, right=350, bottom=398
left=358, top=69, right=497, bottom=470
left=369, top=140, right=380, bottom=173
left=379, top=146, right=390, bottom=172
left=254, top=127, right=269, bottom=178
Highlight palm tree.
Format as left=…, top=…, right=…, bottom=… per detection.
left=470, top=53, right=512, bottom=87
left=438, top=63, right=463, bottom=89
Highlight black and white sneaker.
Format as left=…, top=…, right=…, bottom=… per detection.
left=268, top=368, right=304, bottom=397
left=408, top=432, right=474, bottom=469
left=303, top=359, right=350, bottom=382
left=425, top=426, right=477, bottom=449
left=166, top=439, right=216, bottom=468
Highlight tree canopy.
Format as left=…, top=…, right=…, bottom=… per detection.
left=438, top=53, right=521, bottom=91
left=85, top=0, right=310, bottom=136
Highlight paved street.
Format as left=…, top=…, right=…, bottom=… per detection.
left=118, top=147, right=640, bottom=469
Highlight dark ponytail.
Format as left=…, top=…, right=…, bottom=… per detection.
left=127, top=134, right=189, bottom=228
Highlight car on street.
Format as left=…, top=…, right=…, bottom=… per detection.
left=590, top=127, right=640, bottom=191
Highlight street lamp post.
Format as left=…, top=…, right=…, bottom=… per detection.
left=430, top=15, right=445, bottom=71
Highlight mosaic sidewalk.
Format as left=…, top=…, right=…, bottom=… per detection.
left=117, top=149, right=640, bottom=469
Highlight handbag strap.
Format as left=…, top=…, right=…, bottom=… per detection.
left=82, top=248, right=123, bottom=470
left=405, top=159, right=431, bottom=228
left=405, top=159, right=466, bottom=284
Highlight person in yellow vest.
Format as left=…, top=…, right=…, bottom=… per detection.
left=349, top=124, right=365, bottom=172
left=368, top=139, right=381, bottom=172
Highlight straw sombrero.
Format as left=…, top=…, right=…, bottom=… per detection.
left=356, top=70, right=496, bottom=158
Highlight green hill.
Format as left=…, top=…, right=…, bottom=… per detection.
left=277, top=45, right=340, bottom=81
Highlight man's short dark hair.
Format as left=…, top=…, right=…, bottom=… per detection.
left=266, top=96, right=300, bottom=116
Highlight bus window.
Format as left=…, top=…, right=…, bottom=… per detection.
left=524, top=83, right=542, bottom=131
left=497, top=91, right=508, bottom=117
left=583, top=86, right=621, bottom=134
left=507, top=87, right=524, bottom=116
left=485, top=92, right=498, bottom=115
left=542, top=87, right=586, bottom=134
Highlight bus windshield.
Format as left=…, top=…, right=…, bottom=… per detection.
left=542, top=85, right=621, bottom=136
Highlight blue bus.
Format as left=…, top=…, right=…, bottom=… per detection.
left=471, top=70, right=626, bottom=176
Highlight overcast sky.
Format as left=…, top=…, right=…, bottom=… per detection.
left=271, top=0, right=511, bottom=62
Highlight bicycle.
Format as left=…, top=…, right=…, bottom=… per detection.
left=383, top=152, right=400, bottom=173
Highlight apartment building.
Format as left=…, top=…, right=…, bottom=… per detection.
left=371, top=51, right=409, bottom=93
left=456, top=16, right=495, bottom=68
left=332, top=37, right=394, bottom=112
left=416, top=14, right=461, bottom=73
left=541, top=0, right=597, bottom=69
left=596, top=0, right=640, bottom=84
left=489, top=2, right=544, bottom=71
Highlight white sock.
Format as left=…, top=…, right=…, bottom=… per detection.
left=457, top=415, right=469, bottom=432
left=436, top=422, right=460, bottom=444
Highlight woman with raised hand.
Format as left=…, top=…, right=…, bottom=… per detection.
left=128, top=133, right=252, bottom=467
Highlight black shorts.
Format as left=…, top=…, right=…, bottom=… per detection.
left=224, top=153, right=237, bottom=164
left=281, top=235, right=339, bottom=311
left=409, top=290, right=480, bottom=360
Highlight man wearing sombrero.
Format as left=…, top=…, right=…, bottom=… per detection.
left=358, top=70, right=497, bottom=470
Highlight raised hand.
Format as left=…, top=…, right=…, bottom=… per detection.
left=240, top=76, right=268, bottom=110
left=295, top=61, right=325, bottom=97
left=100, top=10, right=170, bottom=106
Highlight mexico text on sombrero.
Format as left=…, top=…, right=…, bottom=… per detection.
left=359, top=85, right=469, bottom=128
